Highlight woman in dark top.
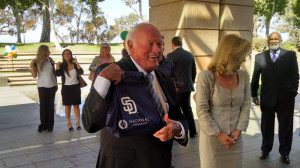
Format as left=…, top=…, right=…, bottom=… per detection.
left=56, top=49, right=84, bottom=131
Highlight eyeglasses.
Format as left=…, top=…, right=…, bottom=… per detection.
left=102, top=47, right=110, bottom=49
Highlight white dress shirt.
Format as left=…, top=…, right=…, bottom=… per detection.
left=94, top=57, right=186, bottom=138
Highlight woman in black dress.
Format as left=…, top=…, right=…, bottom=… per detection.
left=56, top=49, right=83, bottom=131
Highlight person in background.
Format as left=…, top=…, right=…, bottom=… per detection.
left=30, top=45, right=57, bottom=132
left=88, top=43, right=115, bottom=81
left=56, top=49, right=84, bottom=131
left=196, top=34, right=251, bottom=168
left=251, top=32, right=299, bottom=164
left=156, top=35, right=177, bottom=81
left=167, top=36, right=197, bottom=138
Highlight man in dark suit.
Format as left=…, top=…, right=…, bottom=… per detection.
left=82, top=23, right=188, bottom=168
left=167, top=36, right=197, bottom=138
left=156, top=35, right=177, bottom=82
left=251, top=32, right=299, bottom=164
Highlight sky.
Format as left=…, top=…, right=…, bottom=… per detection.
left=0, top=0, right=150, bottom=43
left=0, top=1, right=289, bottom=43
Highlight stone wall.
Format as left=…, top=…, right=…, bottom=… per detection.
left=149, top=0, right=254, bottom=75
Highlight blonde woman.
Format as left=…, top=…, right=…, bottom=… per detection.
left=30, top=45, right=57, bottom=132
left=88, top=43, right=115, bottom=81
left=196, top=34, right=252, bottom=168
left=56, top=49, right=83, bottom=131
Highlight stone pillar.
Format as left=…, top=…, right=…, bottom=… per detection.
left=149, top=0, right=254, bottom=74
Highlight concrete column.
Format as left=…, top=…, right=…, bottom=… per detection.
left=149, top=0, right=254, bottom=74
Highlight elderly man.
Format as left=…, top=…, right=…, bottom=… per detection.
left=251, top=32, right=299, bottom=164
left=82, top=23, right=188, bottom=168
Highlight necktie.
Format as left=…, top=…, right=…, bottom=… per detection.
left=272, top=51, right=277, bottom=62
left=146, top=73, right=165, bottom=120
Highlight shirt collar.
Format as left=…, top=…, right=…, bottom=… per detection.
left=174, top=46, right=182, bottom=50
left=130, top=56, right=155, bottom=76
left=270, top=48, right=281, bottom=55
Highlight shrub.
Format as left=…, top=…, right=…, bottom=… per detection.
left=281, top=41, right=298, bottom=51
left=252, top=38, right=268, bottom=52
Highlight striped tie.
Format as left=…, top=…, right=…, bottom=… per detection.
left=146, top=73, right=165, bottom=120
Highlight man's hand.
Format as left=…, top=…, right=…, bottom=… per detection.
left=99, top=63, right=123, bottom=85
left=230, top=129, right=241, bottom=143
left=217, top=133, right=235, bottom=149
left=252, top=97, right=260, bottom=105
left=153, top=114, right=182, bottom=142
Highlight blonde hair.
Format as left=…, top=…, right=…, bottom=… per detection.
left=100, top=43, right=112, bottom=59
left=36, top=45, right=49, bottom=71
left=208, top=34, right=251, bottom=75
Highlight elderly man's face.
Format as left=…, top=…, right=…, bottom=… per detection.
left=268, top=32, right=281, bottom=50
left=129, top=25, right=163, bottom=73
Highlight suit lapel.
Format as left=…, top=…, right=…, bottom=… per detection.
left=276, top=48, right=285, bottom=62
left=117, top=57, right=139, bottom=71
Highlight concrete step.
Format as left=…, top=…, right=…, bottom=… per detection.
left=8, top=77, right=37, bottom=82
left=2, top=73, right=31, bottom=77
left=0, top=68, right=31, bottom=72
left=0, top=58, right=32, bottom=62
left=8, top=81, right=37, bottom=86
left=0, top=65, right=30, bottom=69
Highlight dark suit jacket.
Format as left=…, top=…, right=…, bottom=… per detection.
left=251, top=48, right=299, bottom=106
left=82, top=57, right=188, bottom=168
left=167, top=47, right=196, bottom=93
left=55, top=63, right=84, bottom=86
left=156, top=55, right=177, bottom=80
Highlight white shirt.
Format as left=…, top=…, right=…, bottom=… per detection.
left=64, top=68, right=79, bottom=85
left=94, top=57, right=186, bottom=138
left=37, top=60, right=57, bottom=88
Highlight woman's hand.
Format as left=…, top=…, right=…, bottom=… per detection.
left=230, top=129, right=241, bottom=142
left=73, top=57, right=81, bottom=68
left=217, top=132, right=235, bottom=148
left=56, top=61, right=61, bottom=70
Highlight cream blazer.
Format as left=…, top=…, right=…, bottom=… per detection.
left=196, top=70, right=251, bottom=136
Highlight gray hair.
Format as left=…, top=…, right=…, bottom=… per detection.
left=125, top=23, right=159, bottom=55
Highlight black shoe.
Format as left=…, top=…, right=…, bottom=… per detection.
left=48, top=129, right=53, bottom=132
left=190, top=132, right=198, bottom=138
left=37, top=128, right=42, bottom=132
left=280, top=155, right=290, bottom=164
left=37, top=127, right=46, bottom=132
left=259, top=151, right=269, bottom=159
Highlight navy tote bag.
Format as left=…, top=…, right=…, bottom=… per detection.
left=106, top=71, right=165, bottom=138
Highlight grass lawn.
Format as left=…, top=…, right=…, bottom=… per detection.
left=0, top=43, right=124, bottom=54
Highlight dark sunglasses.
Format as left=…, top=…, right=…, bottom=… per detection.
left=102, top=47, right=110, bottom=49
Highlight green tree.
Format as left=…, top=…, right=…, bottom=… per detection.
left=255, top=0, right=288, bottom=36
left=80, top=0, right=105, bottom=44
left=37, top=0, right=62, bottom=49
left=0, top=0, right=36, bottom=43
left=80, top=15, right=107, bottom=43
left=122, top=0, right=143, bottom=20
left=98, top=25, right=118, bottom=42
left=0, top=8, right=16, bottom=35
left=55, top=0, right=89, bottom=43
left=114, top=13, right=140, bottom=35
left=20, top=5, right=39, bottom=43
left=276, top=0, right=300, bottom=46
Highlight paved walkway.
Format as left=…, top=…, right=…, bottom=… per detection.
left=0, top=86, right=299, bottom=168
